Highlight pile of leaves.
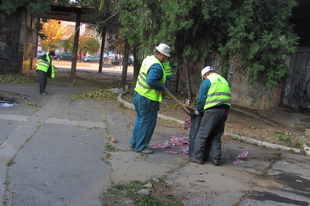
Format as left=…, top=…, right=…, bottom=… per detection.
left=69, top=89, right=117, bottom=101
left=0, top=72, right=37, bottom=84
left=73, top=77, right=121, bottom=89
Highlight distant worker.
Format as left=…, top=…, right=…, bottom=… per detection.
left=162, top=60, right=176, bottom=93
left=130, top=43, right=170, bottom=154
left=36, top=51, right=56, bottom=96
left=189, top=66, right=231, bottom=166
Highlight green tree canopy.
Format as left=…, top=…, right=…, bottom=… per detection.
left=67, top=35, right=100, bottom=54
left=118, top=0, right=299, bottom=88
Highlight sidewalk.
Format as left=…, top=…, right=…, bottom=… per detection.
left=117, top=91, right=310, bottom=156
left=1, top=81, right=310, bottom=206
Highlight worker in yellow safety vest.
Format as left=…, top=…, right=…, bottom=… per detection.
left=189, top=66, right=231, bottom=166
left=162, top=60, right=176, bottom=93
left=36, top=51, right=56, bottom=96
left=130, top=43, right=170, bottom=154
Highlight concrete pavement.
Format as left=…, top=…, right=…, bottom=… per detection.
left=0, top=79, right=310, bottom=206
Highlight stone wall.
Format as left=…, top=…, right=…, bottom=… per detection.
left=174, top=61, right=282, bottom=110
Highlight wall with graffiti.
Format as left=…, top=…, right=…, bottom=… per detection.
left=229, top=73, right=281, bottom=109
left=283, top=48, right=310, bottom=113
left=0, top=8, right=37, bottom=73
left=176, top=61, right=201, bottom=98
left=175, top=59, right=282, bottom=110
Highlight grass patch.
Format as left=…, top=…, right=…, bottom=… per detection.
left=4, top=180, right=10, bottom=185
left=105, top=143, right=120, bottom=152
left=0, top=72, right=37, bottom=84
left=251, top=182, right=258, bottom=187
left=100, top=179, right=182, bottom=206
left=136, top=153, right=148, bottom=160
left=272, top=132, right=301, bottom=148
left=297, top=140, right=304, bottom=147
left=270, top=153, right=282, bottom=161
left=6, top=158, right=14, bottom=167
left=26, top=102, right=39, bottom=108
left=100, top=153, right=112, bottom=165
left=25, top=135, right=33, bottom=143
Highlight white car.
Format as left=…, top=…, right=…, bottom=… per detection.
left=37, top=50, right=45, bottom=57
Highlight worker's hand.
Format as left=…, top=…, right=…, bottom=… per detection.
left=162, top=88, right=168, bottom=94
left=195, top=110, right=200, bottom=115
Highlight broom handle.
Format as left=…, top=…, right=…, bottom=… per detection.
left=142, top=72, right=191, bottom=115
left=165, top=90, right=191, bottom=115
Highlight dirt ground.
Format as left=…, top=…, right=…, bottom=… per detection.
left=122, top=90, right=308, bottom=150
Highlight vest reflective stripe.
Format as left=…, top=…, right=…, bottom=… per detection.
left=163, top=61, right=173, bottom=76
left=204, top=73, right=231, bottom=110
left=137, top=73, right=150, bottom=89
left=135, top=55, right=166, bottom=102
left=36, top=55, right=55, bottom=78
left=37, top=61, right=49, bottom=72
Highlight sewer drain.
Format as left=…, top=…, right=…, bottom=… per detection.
left=0, top=95, right=15, bottom=107
left=0, top=91, right=31, bottom=107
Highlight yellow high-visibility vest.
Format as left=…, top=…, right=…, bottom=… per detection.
left=36, top=55, right=55, bottom=78
left=135, top=55, right=166, bottom=102
left=204, top=73, right=231, bottom=110
left=163, top=61, right=173, bottom=76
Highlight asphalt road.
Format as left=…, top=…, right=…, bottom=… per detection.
left=52, top=60, right=133, bottom=78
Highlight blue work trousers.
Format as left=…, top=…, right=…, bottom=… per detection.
left=130, top=92, right=159, bottom=152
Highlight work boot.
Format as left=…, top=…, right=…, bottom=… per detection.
left=188, top=156, right=203, bottom=164
left=129, top=144, right=135, bottom=148
left=137, top=148, right=153, bottom=154
left=212, top=159, right=220, bottom=166
left=41, top=92, right=47, bottom=96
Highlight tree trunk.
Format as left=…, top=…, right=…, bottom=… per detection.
left=98, top=26, right=106, bottom=73
left=121, top=39, right=130, bottom=90
left=130, top=47, right=141, bottom=95
left=175, top=59, right=182, bottom=93
left=70, top=13, right=81, bottom=79
left=186, top=58, right=192, bottom=100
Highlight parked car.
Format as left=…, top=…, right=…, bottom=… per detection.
left=108, top=55, right=116, bottom=60
left=83, top=55, right=101, bottom=62
left=111, top=58, right=134, bottom=66
left=54, top=53, right=72, bottom=60
left=37, top=50, right=45, bottom=58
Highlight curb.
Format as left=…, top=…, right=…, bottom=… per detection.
left=117, top=92, right=310, bottom=156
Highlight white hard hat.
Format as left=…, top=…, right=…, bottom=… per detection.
left=155, top=43, right=170, bottom=57
left=201, top=66, right=214, bottom=80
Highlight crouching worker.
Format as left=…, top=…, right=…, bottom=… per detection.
left=36, top=51, right=56, bottom=96
left=189, top=66, right=231, bottom=166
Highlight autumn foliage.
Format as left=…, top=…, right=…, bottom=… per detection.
left=41, top=20, right=70, bottom=51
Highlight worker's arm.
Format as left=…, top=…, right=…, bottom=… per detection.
left=195, top=79, right=211, bottom=112
left=146, top=64, right=165, bottom=91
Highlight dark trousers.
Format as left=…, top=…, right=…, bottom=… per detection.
left=193, top=108, right=229, bottom=161
left=37, top=70, right=47, bottom=94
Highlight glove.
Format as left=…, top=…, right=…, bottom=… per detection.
left=189, top=112, right=196, bottom=119
left=195, top=110, right=200, bottom=115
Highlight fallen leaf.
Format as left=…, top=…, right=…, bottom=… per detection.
left=111, top=136, right=117, bottom=143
